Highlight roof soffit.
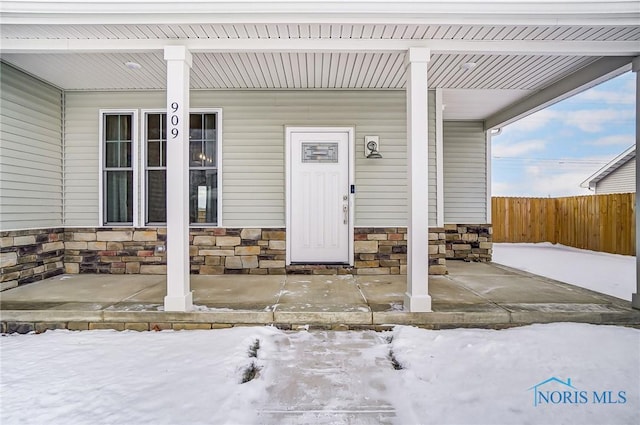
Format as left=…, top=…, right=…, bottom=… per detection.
left=1, top=2, right=638, bottom=122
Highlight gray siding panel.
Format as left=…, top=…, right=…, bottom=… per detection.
left=213, top=90, right=410, bottom=227
left=596, top=157, right=636, bottom=194
left=428, top=90, right=437, bottom=226
left=443, top=121, right=487, bottom=224
left=64, top=90, right=431, bottom=227
left=0, top=63, right=62, bottom=230
left=63, top=90, right=445, bottom=227
left=64, top=92, right=165, bottom=226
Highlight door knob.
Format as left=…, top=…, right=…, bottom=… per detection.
left=342, top=194, right=349, bottom=224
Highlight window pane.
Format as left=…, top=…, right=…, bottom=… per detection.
left=120, top=141, right=131, bottom=167
left=189, top=170, right=217, bottom=224
left=120, top=115, right=132, bottom=141
left=204, top=113, right=216, bottom=130
left=105, top=115, right=120, bottom=141
left=148, top=141, right=161, bottom=167
left=147, top=114, right=161, bottom=140
left=147, top=170, right=166, bottom=223
left=105, top=141, right=119, bottom=167
left=160, top=114, right=167, bottom=140
left=190, top=114, right=203, bottom=140
left=203, top=140, right=216, bottom=165
left=190, top=141, right=204, bottom=167
left=105, top=170, right=133, bottom=223
left=204, top=114, right=216, bottom=140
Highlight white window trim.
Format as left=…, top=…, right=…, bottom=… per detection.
left=192, top=107, right=223, bottom=228
left=140, top=108, right=167, bottom=227
left=98, top=109, right=139, bottom=227
left=140, top=107, right=223, bottom=227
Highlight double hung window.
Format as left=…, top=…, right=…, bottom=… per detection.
left=144, top=110, right=219, bottom=225
left=145, top=113, right=167, bottom=224
left=188, top=112, right=218, bottom=225
left=101, top=109, right=220, bottom=227
left=102, top=113, right=134, bottom=225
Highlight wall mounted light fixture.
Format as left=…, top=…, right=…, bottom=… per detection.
left=365, top=136, right=382, bottom=159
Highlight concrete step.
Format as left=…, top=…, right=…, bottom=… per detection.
left=257, top=331, right=397, bottom=424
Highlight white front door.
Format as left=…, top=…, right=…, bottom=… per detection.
left=287, top=128, right=352, bottom=264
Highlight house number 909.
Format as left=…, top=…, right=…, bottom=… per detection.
left=170, top=102, right=179, bottom=138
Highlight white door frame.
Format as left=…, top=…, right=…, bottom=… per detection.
left=285, top=126, right=355, bottom=266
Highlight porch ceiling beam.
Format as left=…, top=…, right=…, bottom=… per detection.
left=484, top=56, right=634, bottom=130
left=1, top=38, right=639, bottom=57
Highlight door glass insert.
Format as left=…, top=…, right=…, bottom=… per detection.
left=302, top=143, right=338, bottom=163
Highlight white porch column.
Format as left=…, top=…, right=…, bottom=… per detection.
left=164, top=46, right=193, bottom=312
left=404, top=47, right=433, bottom=312
left=632, top=56, right=640, bottom=310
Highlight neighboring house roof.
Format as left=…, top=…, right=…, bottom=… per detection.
left=580, top=145, right=636, bottom=190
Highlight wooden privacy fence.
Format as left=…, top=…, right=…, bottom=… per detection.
left=492, top=193, right=636, bottom=256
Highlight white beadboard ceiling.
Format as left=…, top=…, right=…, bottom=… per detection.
left=0, top=52, right=598, bottom=91
left=2, top=24, right=640, bottom=41
left=1, top=22, right=638, bottom=120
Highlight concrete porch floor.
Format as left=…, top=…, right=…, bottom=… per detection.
left=1, top=261, right=638, bottom=332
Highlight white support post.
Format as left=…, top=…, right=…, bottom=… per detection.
left=164, top=46, right=193, bottom=312
left=632, top=56, right=640, bottom=310
left=404, top=47, right=432, bottom=312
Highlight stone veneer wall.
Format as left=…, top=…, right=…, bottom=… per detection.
left=63, top=228, right=167, bottom=274
left=63, top=227, right=287, bottom=275
left=428, top=228, right=448, bottom=275
left=342, top=227, right=408, bottom=275
left=0, top=228, right=65, bottom=290
left=445, top=224, right=493, bottom=262
left=190, top=228, right=286, bottom=275
left=0, top=225, right=492, bottom=284
left=62, top=227, right=454, bottom=276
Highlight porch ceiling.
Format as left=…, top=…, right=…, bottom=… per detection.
left=0, top=51, right=600, bottom=91
left=3, top=23, right=639, bottom=41
left=1, top=17, right=639, bottom=122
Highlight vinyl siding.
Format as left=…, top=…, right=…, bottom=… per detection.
left=595, top=157, right=636, bottom=194
left=64, top=92, right=164, bottom=226
left=443, top=121, right=487, bottom=224
left=428, top=90, right=437, bottom=226
left=0, top=63, right=63, bottom=230
left=64, top=90, right=438, bottom=227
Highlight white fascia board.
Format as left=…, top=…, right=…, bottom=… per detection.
left=485, top=56, right=634, bottom=130
left=2, top=38, right=639, bottom=56
left=580, top=145, right=636, bottom=188
left=2, top=1, right=639, bottom=26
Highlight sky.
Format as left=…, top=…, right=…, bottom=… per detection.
left=492, top=71, right=636, bottom=198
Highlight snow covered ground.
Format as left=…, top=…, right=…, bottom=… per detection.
left=493, top=242, right=636, bottom=301
left=1, top=324, right=638, bottom=425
